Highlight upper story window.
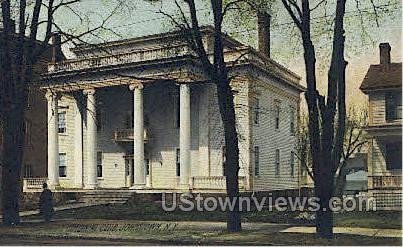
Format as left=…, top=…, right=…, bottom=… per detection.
left=289, top=107, right=295, bottom=135
left=385, top=92, right=402, bottom=122
left=23, top=120, right=32, bottom=146
left=58, top=112, right=66, bottom=133
left=253, top=98, right=260, bottom=125
left=96, top=109, right=103, bottom=131
left=174, top=95, right=180, bottom=129
left=290, top=151, right=295, bottom=177
left=386, top=142, right=402, bottom=170
left=274, top=105, right=280, bottom=129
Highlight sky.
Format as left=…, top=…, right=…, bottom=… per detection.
left=47, top=0, right=401, bottom=110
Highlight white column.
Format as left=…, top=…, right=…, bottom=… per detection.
left=130, top=84, right=146, bottom=188
left=84, top=89, right=97, bottom=189
left=74, top=99, right=83, bottom=188
left=46, top=92, right=60, bottom=189
left=179, top=83, right=191, bottom=187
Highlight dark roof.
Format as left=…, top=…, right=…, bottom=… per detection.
left=360, top=63, right=402, bottom=92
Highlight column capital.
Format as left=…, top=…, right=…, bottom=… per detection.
left=83, top=88, right=96, bottom=95
left=45, top=91, right=60, bottom=101
left=129, top=83, right=144, bottom=91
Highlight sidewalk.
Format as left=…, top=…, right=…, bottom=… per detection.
left=281, top=226, right=402, bottom=238
left=0, top=202, right=108, bottom=219
left=10, top=218, right=401, bottom=239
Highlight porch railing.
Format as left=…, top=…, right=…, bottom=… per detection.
left=371, top=175, right=402, bottom=189
left=23, top=177, right=48, bottom=191
left=192, top=176, right=246, bottom=190
left=113, top=128, right=149, bottom=143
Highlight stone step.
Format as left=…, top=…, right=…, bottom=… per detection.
left=78, top=191, right=135, bottom=204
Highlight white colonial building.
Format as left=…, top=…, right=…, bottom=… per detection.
left=28, top=24, right=304, bottom=193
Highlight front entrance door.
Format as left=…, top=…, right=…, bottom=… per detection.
left=125, top=158, right=134, bottom=187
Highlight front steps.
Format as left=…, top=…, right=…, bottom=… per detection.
left=78, top=190, right=135, bottom=204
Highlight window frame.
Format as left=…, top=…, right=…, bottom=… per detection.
left=176, top=148, right=180, bottom=177
left=97, top=151, right=103, bottom=178
left=290, top=151, right=295, bottom=177
left=58, top=111, right=67, bottom=134
left=289, top=106, right=295, bottom=135
left=253, top=98, right=260, bottom=125
left=274, top=103, right=280, bottom=130
left=275, top=149, right=280, bottom=176
left=385, top=91, right=402, bottom=122
left=254, top=146, right=260, bottom=176
left=59, top=153, right=67, bottom=177
left=385, top=142, right=402, bottom=171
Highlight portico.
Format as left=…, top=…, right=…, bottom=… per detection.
left=23, top=27, right=303, bottom=194
left=44, top=77, right=196, bottom=191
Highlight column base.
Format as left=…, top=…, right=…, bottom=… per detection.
left=179, top=184, right=191, bottom=191
left=48, top=184, right=61, bottom=190
left=130, top=184, right=147, bottom=190
left=85, top=184, right=98, bottom=190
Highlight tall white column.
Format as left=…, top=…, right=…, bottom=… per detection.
left=130, top=83, right=146, bottom=188
left=84, top=89, right=97, bottom=189
left=46, top=91, right=60, bottom=189
left=179, top=83, right=191, bottom=187
left=74, top=100, right=83, bottom=188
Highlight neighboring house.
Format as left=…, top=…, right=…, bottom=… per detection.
left=344, top=151, right=368, bottom=195
left=26, top=16, right=304, bottom=193
left=360, top=43, right=402, bottom=210
left=0, top=28, right=61, bottom=185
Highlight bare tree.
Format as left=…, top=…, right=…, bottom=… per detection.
left=334, top=106, right=367, bottom=196
left=0, top=0, right=121, bottom=225
left=297, top=106, right=368, bottom=193
left=148, top=0, right=272, bottom=232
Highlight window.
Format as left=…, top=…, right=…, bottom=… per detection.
left=96, top=109, right=102, bottom=131
left=385, top=92, right=402, bottom=121
left=24, top=164, right=32, bottom=178
left=174, top=95, right=180, bottom=128
left=23, top=120, right=32, bottom=145
left=145, top=159, right=150, bottom=176
left=58, top=112, right=66, bottom=133
left=176, top=148, right=180, bottom=176
left=275, top=149, right=280, bottom=176
left=290, top=151, right=295, bottom=177
left=253, top=98, right=260, bottom=125
left=386, top=142, right=402, bottom=170
left=97, top=152, right=103, bottom=177
left=290, top=107, right=295, bottom=135
left=254, top=146, right=260, bottom=176
left=222, top=146, right=227, bottom=176
left=59, top=153, right=66, bottom=177
left=275, top=105, right=280, bottom=129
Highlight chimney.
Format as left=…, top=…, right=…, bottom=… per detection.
left=51, top=32, right=63, bottom=63
left=379, top=43, right=391, bottom=65
left=257, top=11, right=271, bottom=58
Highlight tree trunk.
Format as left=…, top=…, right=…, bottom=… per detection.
left=1, top=107, right=25, bottom=225
left=314, top=164, right=334, bottom=238
left=217, top=80, right=241, bottom=232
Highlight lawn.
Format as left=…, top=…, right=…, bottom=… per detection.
left=24, top=200, right=402, bottom=229
left=0, top=220, right=401, bottom=246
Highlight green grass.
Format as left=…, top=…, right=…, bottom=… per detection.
left=334, top=211, right=402, bottom=229
left=24, top=201, right=402, bottom=229
left=0, top=220, right=401, bottom=246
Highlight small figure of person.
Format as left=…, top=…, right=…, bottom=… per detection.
left=39, top=183, right=54, bottom=222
